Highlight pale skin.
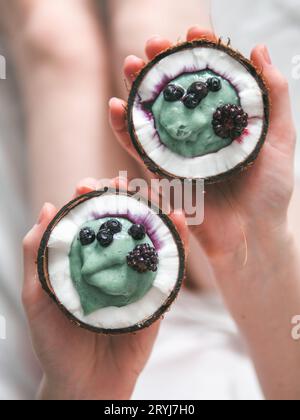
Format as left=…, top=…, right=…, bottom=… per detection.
left=23, top=177, right=189, bottom=400
left=2, top=0, right=300, bottom=401
left=109, top=28, right=300, bottom=400
left=0, top=0, right=211, bottom=215
left=0, top=0, right=200, bottom=401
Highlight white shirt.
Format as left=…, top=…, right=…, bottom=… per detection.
left=133, top=290, right=262, bottom=400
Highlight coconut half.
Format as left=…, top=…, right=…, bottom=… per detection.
left=38, top=189, right=185, bottom=335
left=128, top=39, right=270, bottom=183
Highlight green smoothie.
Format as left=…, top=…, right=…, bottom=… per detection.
left=69, top=217, right=157, bottom=315
left=152, top=70, right=240, bottom=157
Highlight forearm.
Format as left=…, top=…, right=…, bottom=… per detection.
left=213, top=226, right=300, bottom=400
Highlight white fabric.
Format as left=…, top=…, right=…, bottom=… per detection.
left=133, top=290, right=262, bottom=400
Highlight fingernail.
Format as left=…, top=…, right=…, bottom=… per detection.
left=147, top=35, right=161, bottom=43
left=262, top=46, right=272, bottom=65
left=109, top=97, right=118, bottom=108
left=189, top=25, right=202, bottom=31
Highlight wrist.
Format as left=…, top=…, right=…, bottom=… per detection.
left=212, top=220, right=293, bottom=275
left=211, top=220, right=297, bottom=314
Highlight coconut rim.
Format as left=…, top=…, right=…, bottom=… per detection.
left=127, top=39, right=270, bottom=184
left=37, top=188, right=186, bottom=335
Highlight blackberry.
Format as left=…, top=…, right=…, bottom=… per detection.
left=183, top=92, right=201, bottom=110
left=163, top=84, right=185, bottom=102
left=97, top=229, right=114, bottom=247
left=207, top=77, right=222, bottom=92
left=79, top=227, right=96, bottom=246
left=187, top=82, right=209, bottom=100
left=100, top=219, right=122, bottom=234
left=127, top=244, right=159, bottom=273
left=212, top=104, right=248, bottom=140
left=128, top=224, right=146, bottom=241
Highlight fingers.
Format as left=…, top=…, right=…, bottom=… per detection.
left=187, top=26, right=217, bottom=42
left=169, top=210, right=189, bottom=257
left=23, top=203, right=57, bottom=287
left=123, top=37, right=171, bottom=86
left=251, top=45, right=296, bottom=156
left=124, top=27, right=217, bottom=86
left=75, top=176, right=129, bottom=198
left=75, top=178, right=98, bottom=196
left=108, top=97, right=142, bottom=163
left=124, top=55, right=145, bottom=84
left=145, top=36, right=172, bottom=61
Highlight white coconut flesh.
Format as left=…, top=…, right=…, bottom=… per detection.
left=132, top=46, right=266, bottom=179
left=46, top=193, right=181, bottom=330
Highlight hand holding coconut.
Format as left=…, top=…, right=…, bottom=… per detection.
left=109, top=27, right=300, bottom=399
left=23, top=178, right=188, bottom=400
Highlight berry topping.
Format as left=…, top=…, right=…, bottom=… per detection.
left=183, top=92, right=201, bottom=110
left=127, top=244, right=159, bottom=273
left=100, top=219, right=122, bottom=234
left=79, top=228, right=96, bottom=246
left=163, top=84, right=185, bottom=102
left=212, top=104, right=249, bottom=140
left=187, top=82, right=209, bottom=99
left=128, top=224, right=146, bottom=241
left=207, top=77, right=222, bottom=92
left=97, top=229, right=114, bottom=247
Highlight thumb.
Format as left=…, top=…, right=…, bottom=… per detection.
left=251, top=45, right=296, bottom=157
left=23, top=203, right=57, bottom=310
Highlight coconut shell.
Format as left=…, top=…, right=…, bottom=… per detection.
left=37, top=188, right=186, bottom=335
left=127, top=39, right=270, bottom=184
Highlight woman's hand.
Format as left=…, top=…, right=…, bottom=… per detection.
left=23, top=178, right=189, bottom=400
left=109, top=27, right=300, bottom=400
left=109, top=25, right=296, bottom=302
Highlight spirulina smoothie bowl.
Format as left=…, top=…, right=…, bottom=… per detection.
left=38, top=188, right=185, bottom=335
left=127, top=39, right=270, bottom=184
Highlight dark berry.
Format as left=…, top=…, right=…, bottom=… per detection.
left=100, top=219, right=122, bottom=234
left=183, top=92, right=201, bottom=110
left=97, top=229, right=114, bottom=247
left=127, top=244, right=159, bottom=274
left=163, top=84, right=185, bottom=102
left=128, top=224, right=146, bottom=241
left=207, top=77, right=222, bottom=92
left=212, top=104, right=249, bottom=140
left=79, top=228, right=96, bottom=246
left=187, top=82, right=209, bottom=99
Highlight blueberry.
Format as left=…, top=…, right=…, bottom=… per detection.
left=100, top=219, right=122, bottom=234
left=207, top=77, right=222, bottom=92
left=79, top=228, right=96, bottom=246
left=183, top=92, right=201, bottom=109
left=187, top=82, right=209, bottom=99
left=97, top=229, right=114, bottom=247
left=128, top=224, right=146, bottom=241
left=163, top=84, right=185, bottom=102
